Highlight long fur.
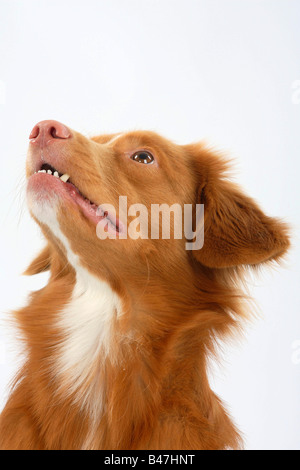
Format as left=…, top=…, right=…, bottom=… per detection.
left=0, top=128, right=290, bottom=450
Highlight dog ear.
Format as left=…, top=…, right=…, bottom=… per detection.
left=23, top=245, right=52, bottom=275
left=189, top=148, right=290, bottom=268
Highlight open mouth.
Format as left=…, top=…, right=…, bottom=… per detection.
left=36, top=163, right=71, bottom=183
left=34, top=163, right=121, bottom=234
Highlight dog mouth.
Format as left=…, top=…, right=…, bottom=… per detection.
left=36, top=163, right=71, bottom=183
left=33, top=163, right=121, bottom=233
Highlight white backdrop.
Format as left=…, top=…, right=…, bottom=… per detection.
left=0, top=0, right=299, bottom=450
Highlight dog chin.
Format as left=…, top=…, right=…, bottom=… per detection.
left=26, top=185, right=66, bottom=251
left=27, top=189, right=83, bottom=270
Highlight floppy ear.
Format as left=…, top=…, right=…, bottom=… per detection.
left=23, top=245, right=52, bottom=275
left=192, top=155, right=290, bottom=268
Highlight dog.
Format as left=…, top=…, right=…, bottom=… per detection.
left=0, top=120, right=290, bottom=450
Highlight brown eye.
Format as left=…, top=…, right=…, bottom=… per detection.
left=131, top=151, right=154, bottom=164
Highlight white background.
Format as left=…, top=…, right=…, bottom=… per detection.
left=0, top=0, right=299, bottom=450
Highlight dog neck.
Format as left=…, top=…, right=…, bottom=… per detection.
left=19, top=253, right=241, bottom=449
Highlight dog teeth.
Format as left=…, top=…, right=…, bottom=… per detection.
left=60, top=174, right=70, bottom=183
left=36, top=169, right=70, bottom=183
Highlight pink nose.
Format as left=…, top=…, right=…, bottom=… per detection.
left=29, top=120, right=71, bottom=146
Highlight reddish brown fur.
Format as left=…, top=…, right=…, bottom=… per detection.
left=0, top=129, right=290, bottom=450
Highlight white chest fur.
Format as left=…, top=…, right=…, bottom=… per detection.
left=27, top=193, right=122, bottom=420
left=56, top=267, right=121, bottom=416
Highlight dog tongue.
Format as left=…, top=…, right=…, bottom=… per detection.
left=63, top=182, right=114, bottom=228
left=61, top=180, right=122, bottom=234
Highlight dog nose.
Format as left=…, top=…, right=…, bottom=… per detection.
left=29, top=120, right=71, bottom=146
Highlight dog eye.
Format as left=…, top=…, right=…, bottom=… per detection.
left=131, top=151, right=154, bottom=164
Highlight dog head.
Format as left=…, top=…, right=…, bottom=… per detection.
left=26, top=120, right=290, bottom=294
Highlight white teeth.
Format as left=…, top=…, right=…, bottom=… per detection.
left=36, top=169, right=70, bottom=182
left=60, top=174, right=70, bottom=183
